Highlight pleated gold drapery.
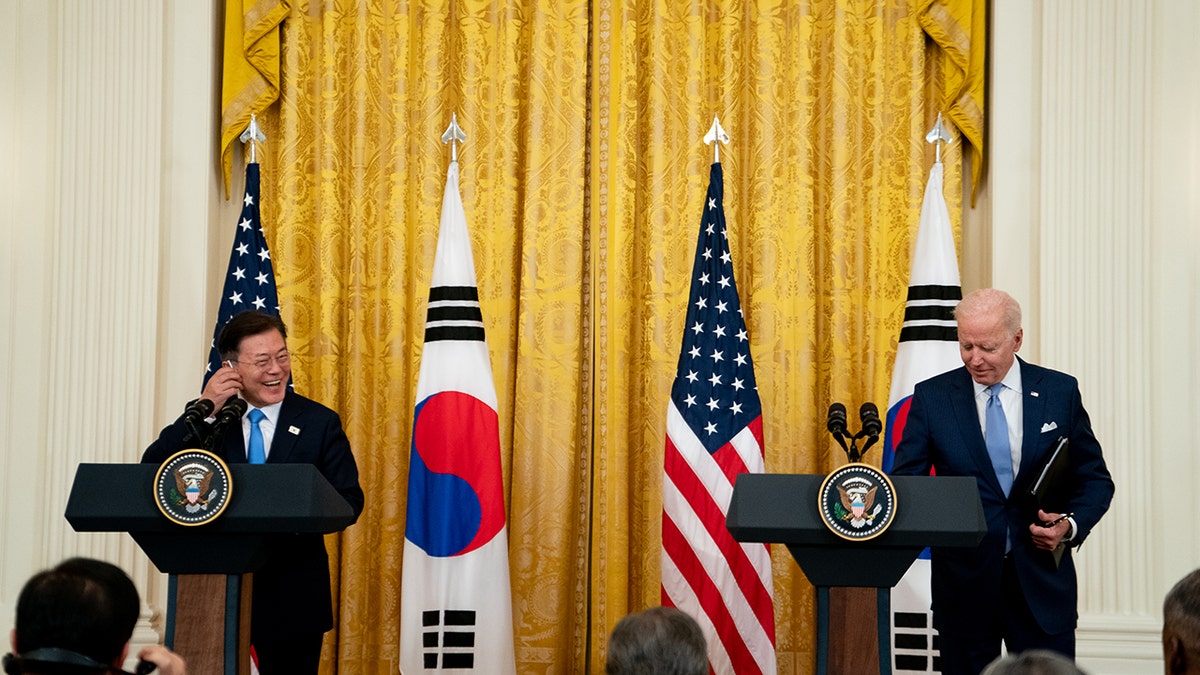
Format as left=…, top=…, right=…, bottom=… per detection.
left=220, top=0, right=290, bottom=197
left=236, top=1, right=981, bottom=672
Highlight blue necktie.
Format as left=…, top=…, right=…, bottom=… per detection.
left=985, top=384, right=1013, bottom=497
left=248, top=408, right=266, bottom=464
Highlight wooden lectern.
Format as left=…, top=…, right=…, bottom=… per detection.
left=727, top=473, right=985, bottom=675
left=65, top=463, right=356, bottom=675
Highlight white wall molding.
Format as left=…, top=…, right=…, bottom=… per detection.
left=990, top=0, right=1200, bottom=670
left=1076, top=615, right=1164, bottom=673
left=1, top=0, right=221, bottom=663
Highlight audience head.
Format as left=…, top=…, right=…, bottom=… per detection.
left=605, top=606, right=707, bottom=675
left=981, top=649, right=1086, bottom=675
left=1164, top=568, right=1200, bottom=675
left=6, top=558, right=140, bottom=674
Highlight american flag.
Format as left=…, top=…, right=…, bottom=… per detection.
left=204, top=162, right=282, bottom=388
left=661, top=162, right=777, bottom=675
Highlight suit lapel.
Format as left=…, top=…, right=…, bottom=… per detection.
left=268, top=393, right=301, bottom=463
left=949, top=368, right=1001, bottom=490
left=223, top=417, right=247, bottom=464
left=1017, top=358, right=1048, bottom=480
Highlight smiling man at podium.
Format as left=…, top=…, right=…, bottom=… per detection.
left=142, top=311, right=365, bottom=675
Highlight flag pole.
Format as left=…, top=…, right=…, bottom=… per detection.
left=442, top=112, right=467, bottom=163
left=703, top=115, right=729, bottom=164
left=239, top=114, right=266, bottom=164
left=925, top=112, right=953, bottom=163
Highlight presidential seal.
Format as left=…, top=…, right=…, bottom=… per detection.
left=817, top=463, right=897, bottom=541
left=154, top=449, right=233, bottom=526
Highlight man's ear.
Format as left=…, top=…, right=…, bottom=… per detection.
left=1165, top=632, right=1186, bottom=674
left=8, top=629, right=14, bottom=654
left=115, top=641, right=130, bottom=669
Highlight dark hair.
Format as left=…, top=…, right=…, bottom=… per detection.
left=605, top=606, right=707, bottom=675
left=13, top=558, right=140, bottom=667
left=1164, top=568, right=1200, bottom=646
left=217, top=311, right=288, bottom=359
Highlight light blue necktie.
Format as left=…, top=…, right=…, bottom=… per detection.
left=985, top=384, right=1013, bottom=497
left=248, top=408, right=266, bottom=464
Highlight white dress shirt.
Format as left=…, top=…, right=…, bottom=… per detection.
left=241, top=400, right=283, bottom=461
left=972, top=365, right=1023, bottom=473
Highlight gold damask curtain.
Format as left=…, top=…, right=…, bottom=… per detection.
left=239, top=1, right=979, bottom=672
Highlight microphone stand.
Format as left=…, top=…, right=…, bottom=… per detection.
left=828, top=404, right=881, bottom=463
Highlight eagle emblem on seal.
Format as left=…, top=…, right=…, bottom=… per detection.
left=173, top=462, right=218, bottom=512
left=837, top=483, right=881, bottom=526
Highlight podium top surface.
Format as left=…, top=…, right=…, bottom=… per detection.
left=727, top=473, right=985, bottom=549
left=66, top=463, right=356, bottom=535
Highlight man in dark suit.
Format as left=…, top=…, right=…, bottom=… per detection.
left=142, top=311, right=364, bottom=675
left=891, top=289, right=1114, bottom=675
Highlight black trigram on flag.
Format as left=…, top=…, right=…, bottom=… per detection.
left=424, top=286, right=486, bottom=343
left=893, top=610, right=941, bottom=673
left=422, top=610, right=477, bottom=669
left=896, top=285, right=960, bottom=343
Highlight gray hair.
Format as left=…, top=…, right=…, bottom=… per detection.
left=955, top=288, right=1022, bottom=336
left=605, top=606, right=707, bottom=675
left=1164, top=568, right=1200, bottom=646
left=980, top=650, right=1086, bottom=675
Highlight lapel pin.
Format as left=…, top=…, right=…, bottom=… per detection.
left=288, top=425, right=300, bottom=435
left=1030, top=391, right=1039, bottom=397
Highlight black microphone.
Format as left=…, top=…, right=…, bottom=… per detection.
left=203, top=398, right=246, bottom=453
left=827, top=402, right=848, bottom=436
left=180, top=398, right=216, bottom=445
left=214, top=397, right=247, bottom=427
left=859, top=402, right=882, bottom=437
left=183, top=398, right=215, bottom=426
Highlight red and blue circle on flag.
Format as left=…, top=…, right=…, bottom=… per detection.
left=405, top=391, right=507, bottom=557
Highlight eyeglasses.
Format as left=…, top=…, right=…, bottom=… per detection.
left=230, top=351, right=291, bottom=370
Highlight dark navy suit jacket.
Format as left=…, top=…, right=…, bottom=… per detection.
left=891, top=358, right=1114, bottom=636
left=142, top=391, right=365, bottom=640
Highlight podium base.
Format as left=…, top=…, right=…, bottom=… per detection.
left=816, top=586, right=891, bottom=675
left=166, top=574, right=252, bottom=675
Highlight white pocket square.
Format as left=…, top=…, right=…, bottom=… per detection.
left=1040, top=421, right=1058, bottom=433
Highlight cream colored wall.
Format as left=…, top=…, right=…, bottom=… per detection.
left=983, top=1, right=1200, bottom=672
left=1, top=0, right=1197, bottom=672
left=0, top=0, right=231, bottom=664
